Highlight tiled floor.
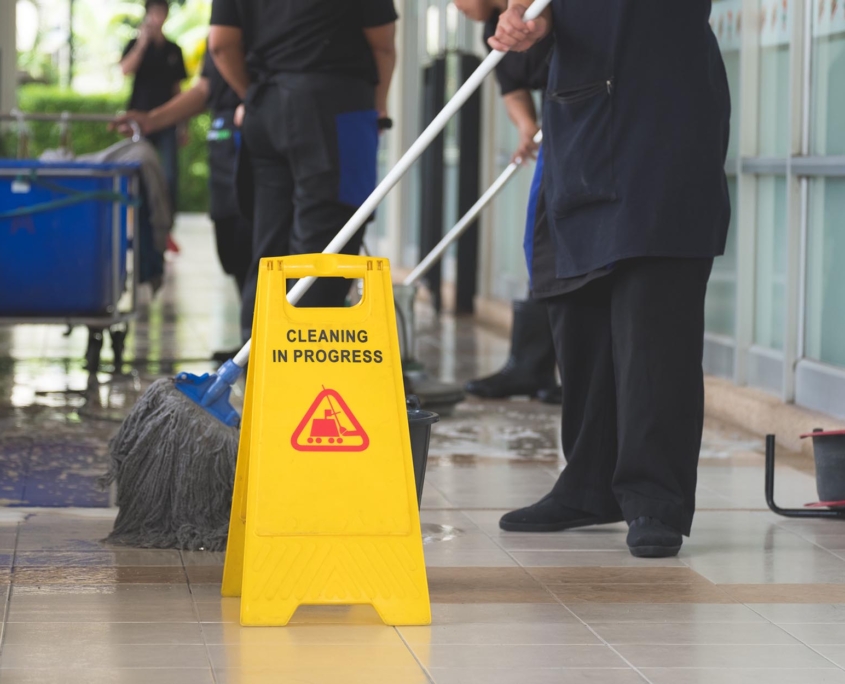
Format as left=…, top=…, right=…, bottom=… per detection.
left=1, top=216, right=845, bottom=683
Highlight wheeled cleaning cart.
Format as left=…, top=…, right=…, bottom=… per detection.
left=0, top=155, right=141, bottom=370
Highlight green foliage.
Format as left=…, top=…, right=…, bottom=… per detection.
left=1, top=85, right=210, bottom=213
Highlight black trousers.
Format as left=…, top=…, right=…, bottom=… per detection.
left=239, top=73, right=377, bottom=340
left=545, top=257, right=713, bottom=535
left=213, top=214, right=252, bottom=294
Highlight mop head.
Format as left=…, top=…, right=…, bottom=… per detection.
left=102, top=378, right=239, bottom=551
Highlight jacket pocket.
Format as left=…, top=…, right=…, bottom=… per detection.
left=544, top=79, right=616, bottom=218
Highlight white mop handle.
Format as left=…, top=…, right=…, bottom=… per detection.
left=403, top=130, right=543, bottom=287
left=232, top=0, right=552, bottom=368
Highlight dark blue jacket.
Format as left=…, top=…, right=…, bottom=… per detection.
left=542, top=0, right=731, bottom=278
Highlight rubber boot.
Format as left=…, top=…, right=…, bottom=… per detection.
left=465, top=299, right=560, bottom=401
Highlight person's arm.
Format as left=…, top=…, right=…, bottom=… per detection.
left=503, top=89, right=539, bottom=163
left=208, top=26, right=250, bottom=100
left=488, top=1, right=552, bottom=53
left=112, top=78, right=210, bottom=137
left=363, top=22, right=397, bottom=118
left=121, top=32, right=149, bottom=76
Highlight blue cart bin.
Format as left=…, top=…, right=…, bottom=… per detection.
left=0, top=160, right=140, bottom=318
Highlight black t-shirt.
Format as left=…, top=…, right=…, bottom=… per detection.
left=201, top=49, right=241, bottom=113
left=483, top=10, right=553, bottom=95
left=210, top=0, right=398, bottom=84
left=123, top=38, right=188, bottom=111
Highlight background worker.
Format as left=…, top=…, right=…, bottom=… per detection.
left=455, top=0, right=560, bottom=405
left=208, top=0, right=398, bottom=342
left=491, top=1, right=731, bottom=558
left=114, top=46, right=251, bottom=363
left=120, top=0, right=188, bottom=210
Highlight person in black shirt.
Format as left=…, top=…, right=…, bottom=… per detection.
left=114, top=46, right=251, bottom=362
left=455, top=0, right=561, bottom=405
left=209, top=0, right=398, bottom=340
left=121, top=0, right=188, bottom=210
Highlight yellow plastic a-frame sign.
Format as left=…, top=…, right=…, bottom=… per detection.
left=222, top=254, right=431, bottom=627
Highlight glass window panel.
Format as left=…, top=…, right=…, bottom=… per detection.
left=705, top=178, right=739, bottom=337
left=757, top=0, right=792, bottom=157
left=754, top=175, right=788, bottom=351
left=810, top=0, right=845, bottom=155
left=805, top=177, right=845, bottom=368
left=710, top=0, right=742, bottom=160
left=488, top=96, right=533, bottom=300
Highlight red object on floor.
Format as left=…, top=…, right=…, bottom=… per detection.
left=804, top=500, right=845, bottom=509
left=167, top=235, right=180, bottom=253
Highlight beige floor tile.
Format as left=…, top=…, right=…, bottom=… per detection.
left=208, top=643, right=421, bottom=670
left=196, top=601, right=390, bottom=626
left=528, top=567, right=710, bottom=586
left=512, top=551, right=686, bottom=568
left=0, top=643, right=208, bottom=669
left=722, top=584, right=845, bottom=603
left=12, top=566, right=186, bottom=585
left=189, top=583, right=225, bottom=600
left=427, top=567, right=555, bottom=604
left=493, top=532, right=635, bottom=552
left=215, top=667, right=430, bottom=684
left=15, top=517, right=116, bottom=552
left=410, top=643, right=626, bottom=669
left=551, top=583, right=735, bottom=604
left=195, top=598, right=243, bottom=624
left=429, top=668, right=645, bottom=684
left=8, top=585, right=196, bottom=622
left=614, top=644, right=834, bottom=668
left=423, top=544, right=518, bottom=567
left=590, top=621, right=799, bottom=645
left=429, top=602, right=579, bottom=625
left=567, top=603, right=769, bottom=624
left=13, top=549, right=183, bottom=567
left=202, top=623, right=404, bottom=646
left=0, top=669, right=215, bottom=684
left=181, top=550, right=226, bottom=566
left=749, top=604, right=845, bottom=624
left=185, top=565, right=223, bottom=583
left=424, top=464, right=557, bottom=509
left=641, top=668, right=845, bottom=684
left=815, top=645, right=845, bottom=668
left=781, top=623, right=845, bottom=645
left=683, top=549, right=845, bottom=584
left=399, top=622, right=600, bottom=645
left=2, top=621, right=204, bottom=645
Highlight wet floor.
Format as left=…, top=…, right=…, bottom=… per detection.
left=2, top=216, right=845, bottom=684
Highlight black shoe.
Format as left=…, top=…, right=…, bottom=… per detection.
left=211, top=348, right=241, bottom=363
left=536, top=385, right=562, bottom=405
left=500, top=494, right=624, bottom=532
left=626, top=517, right=683, bottom=558
left=465, top=299, right=559, bottom=400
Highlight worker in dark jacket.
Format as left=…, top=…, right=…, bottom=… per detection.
left=208, top=0, right=397, bottom=342
left=490, top=1, right=731, bottom=558
left=456, top=0, right=561, bottom=405
left=114, top=47, right=251, bottom=362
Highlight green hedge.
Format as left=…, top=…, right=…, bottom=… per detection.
left=1, top=85, right=210, bottom=213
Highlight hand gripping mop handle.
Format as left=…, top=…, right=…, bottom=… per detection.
left=227, top=0, right=551, bottom=371
left=403, top=130, right=543, bottom=287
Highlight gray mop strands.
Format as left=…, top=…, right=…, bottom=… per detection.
left=102, top=378, right=239, bottom=551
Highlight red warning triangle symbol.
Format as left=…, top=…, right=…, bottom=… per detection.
left=291, top=387, right=369, bottom=452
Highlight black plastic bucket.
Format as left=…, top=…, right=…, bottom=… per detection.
left=407, top=395, right=439, bottom=507
left=806, top=429, right=845, bottom=503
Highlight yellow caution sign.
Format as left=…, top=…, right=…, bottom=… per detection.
left=222, top=254, right=431, bottom=627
